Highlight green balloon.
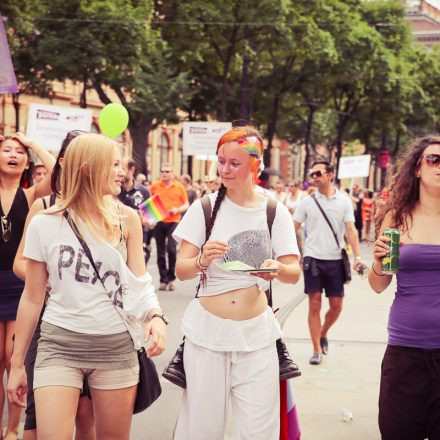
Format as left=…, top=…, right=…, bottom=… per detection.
left=99, top=103, right=129, bottom=137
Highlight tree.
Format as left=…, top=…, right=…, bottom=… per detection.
left=3, top=0, right=191, bottom=172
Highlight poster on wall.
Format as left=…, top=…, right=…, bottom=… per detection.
left=183, top=122, right=232, bottom=157
left=338, top=154, right=371, bottom=179
left=26, top=103, right=93, bottom=151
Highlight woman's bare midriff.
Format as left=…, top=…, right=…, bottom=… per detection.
left=199, top=285, right=268, bottom=320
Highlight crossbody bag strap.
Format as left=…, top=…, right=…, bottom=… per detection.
left=63, top=211, right=106, bottom=292
left=311, top=194, right=340, bottom=249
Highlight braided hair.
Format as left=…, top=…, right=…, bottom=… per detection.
left=205, top=183, right=227, bottom=241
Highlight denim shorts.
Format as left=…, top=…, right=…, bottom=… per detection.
left=303, top=257, right=345, bottom=297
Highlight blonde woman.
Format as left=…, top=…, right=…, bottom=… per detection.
left=7, top=133, right=167, bottom=440
left=173, top=126, right=300, bottom=439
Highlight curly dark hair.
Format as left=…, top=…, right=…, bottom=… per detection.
left=375, top=134, right=440, bottom=237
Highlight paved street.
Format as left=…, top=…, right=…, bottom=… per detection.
left=6, top=242, right=393, bottom=439
left=131, top=241, right=394, bottom=439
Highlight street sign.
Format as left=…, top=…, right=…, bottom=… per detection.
left=26, top=103, right=92, bottom=151
left=183, top=122, right=232, bottom=156
left=338, top=154, right=371, bottom=179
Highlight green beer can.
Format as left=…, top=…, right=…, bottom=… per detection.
left=381, top=228, right=400, bottom=275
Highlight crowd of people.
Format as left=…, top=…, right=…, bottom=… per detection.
left=0, top=125, right=438, bottom=440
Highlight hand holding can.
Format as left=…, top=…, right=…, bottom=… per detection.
left=381, top=229, right=400, bottom=275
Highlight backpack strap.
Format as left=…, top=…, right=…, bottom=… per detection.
left=265, top=198, right=277, bottom=308
left=195, top=195, right=212, bottom=298
left=266, top=198, right=277, bottom=237
left=49, top=192, right=57, bottom=207
left=41, top=197, right=47, bottom=210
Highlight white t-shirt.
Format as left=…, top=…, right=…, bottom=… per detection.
left=173, top=192, right=299, bottom=296
left=24, top=213, right=159, bottom=336
left=293, top=189, right=355, bottom=260
left=284, top=190, right=305, bottom=212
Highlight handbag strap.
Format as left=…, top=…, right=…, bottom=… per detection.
left=63, top=211, right=107, bottom=292
left=311, top=194, right=341, bottom=249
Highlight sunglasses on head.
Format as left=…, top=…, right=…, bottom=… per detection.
left=421, top=153, right=440, bottom=167
left=1, top=215, right=11, bottom=243
left=309, top=170, right=328, bottom=179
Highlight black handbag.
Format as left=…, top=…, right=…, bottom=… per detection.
left=311, top=195, right=352, bottom=283
left=64, top=211, right=162, bottom=413
left=134, top=347, right=162, bottom=414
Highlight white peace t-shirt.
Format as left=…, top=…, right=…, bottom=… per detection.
left=24, top=213, right=159, bottom=336
left=173, top=192, right=299, bottom=296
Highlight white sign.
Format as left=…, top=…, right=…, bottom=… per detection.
left=26, top=103, right=93, bottom=151
left=338, top=154, right=371, bottom=179
left=183, top=122, right=232, bottom=157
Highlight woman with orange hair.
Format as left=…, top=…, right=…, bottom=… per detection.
left=172, top=126, right=301, bottom=439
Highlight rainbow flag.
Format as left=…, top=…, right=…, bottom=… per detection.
left=280, top=379, right=301, bottom=440
left=138, top=195, right=168, bottom=224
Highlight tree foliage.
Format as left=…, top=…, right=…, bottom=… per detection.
left=3, top=0, right=440, bottom=181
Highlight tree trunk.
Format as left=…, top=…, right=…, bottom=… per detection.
left=380, top=129, right=388, bottom=189
left=303, top=106, right=316, bottom=182
left=79, top=74, right=88, bottom=109
left=128, top=120, right=151, bottom=175
left=12, top=93, right=20, bottom=131
left=239, top=26, right=249, bottom=121
left=392, top=129, right=401, bottom=156
left=334, top=118, right=348, bottom=184
left=265, top=92, right=281, bottom=167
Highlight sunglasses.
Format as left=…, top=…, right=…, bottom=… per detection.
left=161, top=170, right=172, bottom=173
left=421, top=153, right=440, bottom=167
left=309, top=170, right=328, bottom=179
left=1, top=215, right=11, bottom=243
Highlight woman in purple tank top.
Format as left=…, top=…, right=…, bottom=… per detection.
left=369, top=135, right=440, bottom=440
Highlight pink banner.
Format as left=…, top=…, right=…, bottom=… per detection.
left=0, top=15, right=19, bottom=94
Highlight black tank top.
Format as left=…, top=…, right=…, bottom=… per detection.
left=0, top=187, right=29, bottom=271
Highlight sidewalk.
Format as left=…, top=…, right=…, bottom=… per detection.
left=278, top=242, right=394, bottom=439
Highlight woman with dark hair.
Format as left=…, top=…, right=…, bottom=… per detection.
left=0, top=133, right=54, bottom=440
left=172, top=126, right=301, bottom=439
left=369, top=135, right=440, bottom=440
left=13, top=130, right=95, bottom=440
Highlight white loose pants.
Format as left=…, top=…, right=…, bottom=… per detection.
left=174, top=339, right=279, bottom=440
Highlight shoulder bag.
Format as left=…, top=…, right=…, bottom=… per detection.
left=63, top=211, right=161, bottom=414
left=311, top=195, right=351, bottom=283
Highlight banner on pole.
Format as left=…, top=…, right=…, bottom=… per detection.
left=26, top=103, right=92, bottom=151
left=183, top=122, right=232, bottom=156
left=0, top=15, right=19, bottom=94
left=338, top=155, right=371, bottom=179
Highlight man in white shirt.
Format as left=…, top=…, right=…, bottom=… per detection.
left=293, top=161, right=364, bottom=365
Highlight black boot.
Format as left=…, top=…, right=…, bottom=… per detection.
left=162, top=340, right=186, bottom=388
left=277, top=338, right=301, bottom=380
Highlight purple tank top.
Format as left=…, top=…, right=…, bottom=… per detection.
left=388, top=244, right=440, bottom=349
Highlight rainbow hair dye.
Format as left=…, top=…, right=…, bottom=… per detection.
left=216, top=127, right=264, bottom=183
